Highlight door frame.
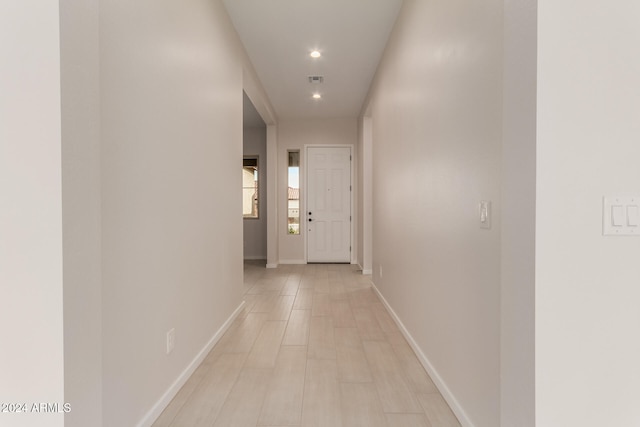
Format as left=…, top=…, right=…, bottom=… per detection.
left=304, top=144, right=355, bottom=264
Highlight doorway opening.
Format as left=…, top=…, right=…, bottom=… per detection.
left=242, top=91, right=267, bottom=262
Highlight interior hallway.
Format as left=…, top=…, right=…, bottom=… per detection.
left=153, top=262, right=460, bottom=427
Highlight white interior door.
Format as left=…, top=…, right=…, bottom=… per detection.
left=307, top=146, right=351, bottom=263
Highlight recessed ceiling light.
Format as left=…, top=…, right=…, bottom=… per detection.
left=312, top=93, right=322, bottom=99
left=310, top=50, right=321, bottom=58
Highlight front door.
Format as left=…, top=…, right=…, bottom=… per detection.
left=307, top=146, right=351, bottom=263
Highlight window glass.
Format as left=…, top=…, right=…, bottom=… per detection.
left=287, top=151, right=300, bottom=234
left=243, top=157, right=258, bottom=218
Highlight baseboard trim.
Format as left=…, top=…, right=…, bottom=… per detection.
left=137, top=300, right=246, bottom=427
left=278, top=259, right=307, bottom=265
left=357, top=263, right=372, bottom=275
left=371, top=282, right=474, bottom=427
left=266, top=263, right=278, bottom=269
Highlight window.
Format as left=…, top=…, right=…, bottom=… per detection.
left=243, top=157, right=259, bottom=218
left=287, top=151, right=300, bottom=234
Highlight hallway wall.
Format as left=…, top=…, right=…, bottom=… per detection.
left=536, top=1, right=640, bottom=425
left=365, top=0, right=503, bottom=425
left=356, top=116, right=373, bottom=274
left=99, top=1, right=246, bottom=425
left=500, top=0, right=536, bottom=425
left=0, top=3, right=65, bottom=427
left=60, top=0, right=103, bottom=426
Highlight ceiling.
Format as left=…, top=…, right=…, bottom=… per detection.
left=224, top=0, right=404, bottom=121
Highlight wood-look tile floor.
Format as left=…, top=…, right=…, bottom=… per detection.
left=153, top=262, right=461, bottom=427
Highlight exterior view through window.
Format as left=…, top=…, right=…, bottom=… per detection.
left=288, top=151, right=300, bottom=234
left=243, top=157, right=258, bottom=218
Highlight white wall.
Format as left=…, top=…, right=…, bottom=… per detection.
left=536, top=1, right=640, bottom=425
left=100, top=1, right=246, bottom=425
left=60, top=0, right=103, bottom=426
left=0, top=2, right=64, bottom=427
left=366, top=0, right=503, bottom=425
left=500, top=0, right=536, bottom=425
left=277, top=118, right=357, bottom=263
left=356, top=116, right=373, bottom=274
left=244, top=126, right=268, bottom=259
left=266, top=125, right=280, bottom=267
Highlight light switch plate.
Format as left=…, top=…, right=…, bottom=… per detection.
left=479, top=201, right=491, bottom=229
left=166, top=328, right=175, bottom=354
left=603, top=196, right=640, bottom=236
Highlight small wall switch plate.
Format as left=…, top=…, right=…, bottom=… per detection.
left=166, top=328, right=175, bottom=354
left=603, top=196, right=640, bottom=236
left=479, top=201, right=491, bottom=229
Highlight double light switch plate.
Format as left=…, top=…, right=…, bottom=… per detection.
left=603, top=196, right=640, bottom=236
